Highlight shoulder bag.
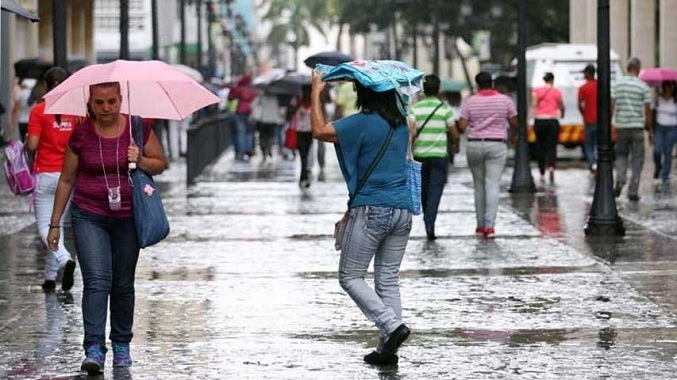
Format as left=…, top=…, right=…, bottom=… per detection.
left=131, top=117, right=170, bottom=248
left=333, top=126, right=395, bottom=251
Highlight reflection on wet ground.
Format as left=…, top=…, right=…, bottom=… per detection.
left=1, top=151, right=676, bottom=379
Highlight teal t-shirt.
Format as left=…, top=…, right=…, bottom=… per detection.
left=333, top=112, right=413, bottom=211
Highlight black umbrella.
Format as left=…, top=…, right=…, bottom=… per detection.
left=1, top=0, right=39, bottom=22
left=304, top=51, right=355, bottom=69
left=264, top=72, right=311, bottom=95
left=14, top=58, right=52, bottom=79
left=14, top=58, right=90, bottom=79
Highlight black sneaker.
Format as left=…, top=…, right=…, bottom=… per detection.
left=381, top=324, right=411, bottom=356
left=61, top=260, right=76, bottom=292
left=364, top=351, right=398, bottom=366
left=41, top=280, right=56, bottom=292
left=628, top=194, right=640, bottom=202
left=614, top=182, right=624, bottom=198
left=654, top=166, right=662, bottom=179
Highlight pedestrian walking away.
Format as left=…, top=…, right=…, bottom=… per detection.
left=25, top=67, right=78, bottom=292
left=46, top=82, right=167, bottom=375
left=290, top=85, right=314, bottom=188
left=530, top=72, right=565, bottom=182
left=457, top=71, right=518, bottom=239
left=10, top=78, right=36, bottom=142
left=228, top=74, right=259, bottom=161
left=578, top=64, right=598, bottom=174
left=310, top=71, right=414, bottom=366
left=651, top=81, right=677, bottom=183
left=611, top=57, right=652, bottom=201
left=410, top=74, right=459, bottom=240
left=250, top=92, right=285, bottom=162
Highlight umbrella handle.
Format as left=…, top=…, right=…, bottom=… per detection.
left=126, top=82, right=137, bottom=170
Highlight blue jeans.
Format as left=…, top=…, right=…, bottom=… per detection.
left=338, top=206, right=412, bottom=337
left=232, top=114, right=251, bottom=157
left=654, top=124, right=677, bottom=181
left=466, top=141, right=508, bottom=228
left=419, top=157, right=449, bottom=234
left=34, top=173, right=73, bottom=280
left=71, top=207, right=140, bottom=350
left=584, top=123, right=598, bottom=169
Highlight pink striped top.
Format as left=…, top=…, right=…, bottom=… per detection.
left=459, top=90, right=517, bottom=140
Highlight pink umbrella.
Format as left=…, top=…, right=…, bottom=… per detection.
left=44, top=60, right=220, bottom=168
left=638, top=67, right=677, bottom=86
left=43, top=60, right=220, bottom=120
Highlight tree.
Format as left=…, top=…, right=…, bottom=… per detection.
left=262, top=0, right=331, bottom=69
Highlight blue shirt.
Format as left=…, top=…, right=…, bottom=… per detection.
left=333, top=113, right=413, bottom=211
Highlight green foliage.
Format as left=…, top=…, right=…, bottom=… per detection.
left=332, top=0, right=569, bottom=67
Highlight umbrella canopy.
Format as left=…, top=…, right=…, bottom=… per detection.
left=1, top=0, right=39, bottom=22
left=14, top=58, right=52, bottom=79
left=14, top=58, right=91, bottom=79
left=639, top=68, right=677, bottom=86
left=252, top=68, right=287, bottom=87
left=304, top=51, right=355, bottom=69
left=440, top=78, right=468, bottom=92
left=43, top=60, right=220, bottom=120
left=263, top=72, right=311, bottom=95
left=171, top=64, right=203, bottom=82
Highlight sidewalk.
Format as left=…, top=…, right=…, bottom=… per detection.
left=0, top=147, right=675, bottom=379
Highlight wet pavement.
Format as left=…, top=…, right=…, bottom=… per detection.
left=0, top=145, right=676, bottom=379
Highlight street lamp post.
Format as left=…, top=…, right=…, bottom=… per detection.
left=197, top=0, right=203, bottom=71
left=509, top=0, right=536, bottom=193
left=120, top=0, right=129, bottom=60
left=151, top=0, right=159, bottom=60
left=180, top=0, right=186, bottom=65
left=52, top=0, right=67, bottom=69
left=584, top=0, right=625, bottom=236
left=207, top=1, right=216, bottom=77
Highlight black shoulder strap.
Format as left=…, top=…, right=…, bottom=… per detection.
left=348, top=125, right=395, bottom=207
left=415, top=102, right=444, bottom=139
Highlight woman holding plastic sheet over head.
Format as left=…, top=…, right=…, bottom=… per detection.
left=46, top=81, right=167, bottom=374
left=311, top=60, right=423, bottom=366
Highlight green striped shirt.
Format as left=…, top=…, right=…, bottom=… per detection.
left=611, top=75, right=651, bottom=129
left=411, top=97, right=455, bottom=158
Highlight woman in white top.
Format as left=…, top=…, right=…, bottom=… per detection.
left=652, top=81, right=677, bottom=183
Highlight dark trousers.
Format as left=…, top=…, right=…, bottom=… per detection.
left=19, top=122, right=29, bottom=142
left=257, top=122, right=277, bottom=156
left=297, top=132, right=314, bottom=183
left=420, top=157, right=449, bottom=233
left=71, top=207, right=140, bottom=350
left=534, top=119, right=560, bottom=174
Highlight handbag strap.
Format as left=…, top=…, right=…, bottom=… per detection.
left=415, top=102, right=444, bottom=139
left=132, top=116, right=144, bottom=155
left=348, top=125, right=395, bottom=207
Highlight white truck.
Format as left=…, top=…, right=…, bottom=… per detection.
left=525, top=43, right=623, bottom=150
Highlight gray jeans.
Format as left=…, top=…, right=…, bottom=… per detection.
left=466, top=141, right=508, bottom=228
left=338, top=206, right=412, bottom=337
left=34, top=173, right=73, bottom=280
left=614, top=128, right=645, bottom=197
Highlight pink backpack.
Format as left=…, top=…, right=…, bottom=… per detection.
left=3, top=140, right=36, bottom=195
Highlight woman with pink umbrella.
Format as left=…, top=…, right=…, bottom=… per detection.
left=42, top=60, right=218, bottom=375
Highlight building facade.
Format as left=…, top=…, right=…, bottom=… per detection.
left=1, top=0, right=96, bottom=135
left=570, top=0, right=677, bottom=68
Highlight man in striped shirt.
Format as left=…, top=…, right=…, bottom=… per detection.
left=410, top=74, right=459, bottom=240
left=611, top=57, right=652, bottom=202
